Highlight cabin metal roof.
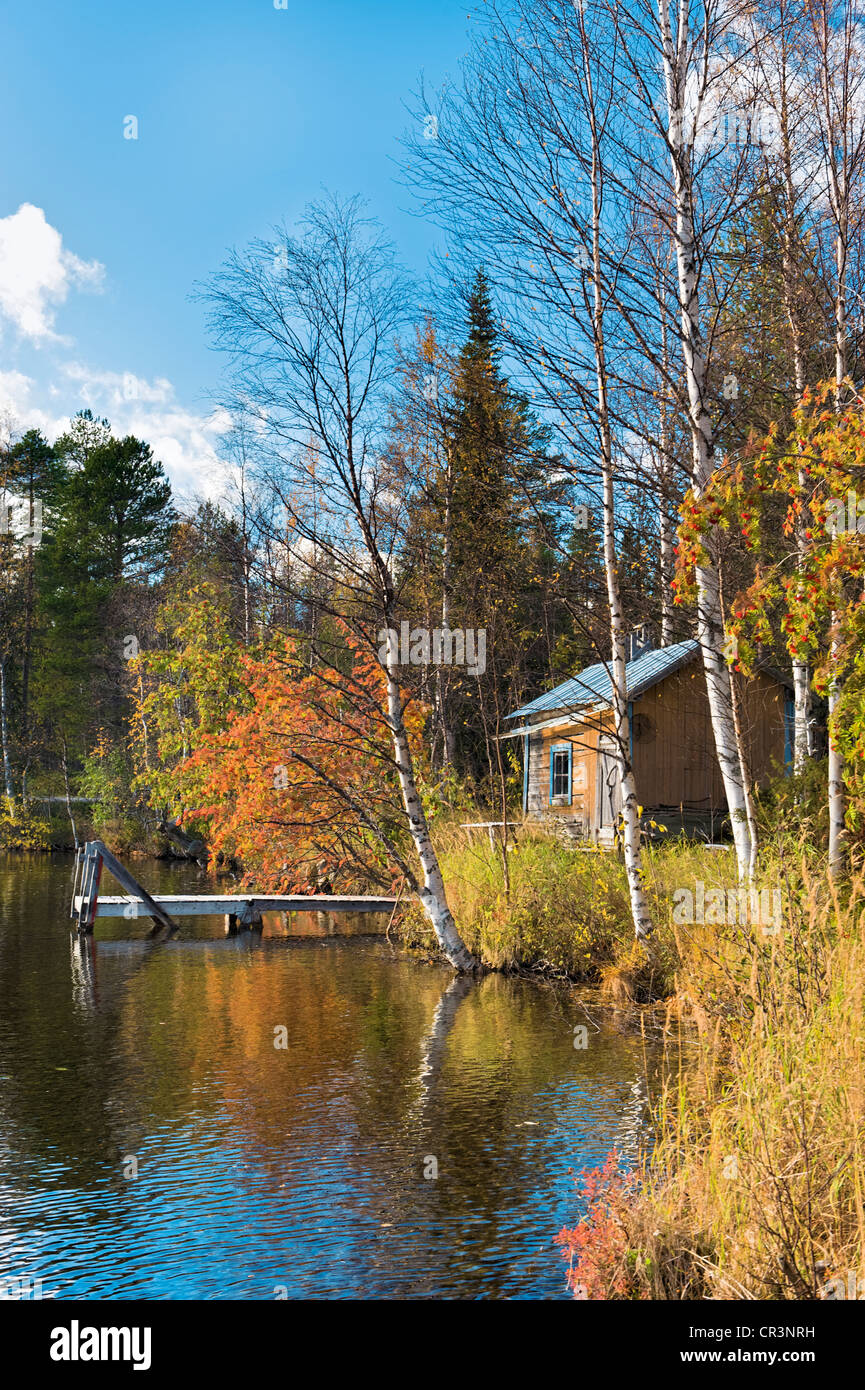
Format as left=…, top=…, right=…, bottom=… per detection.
left=506, top=639, right=701, bottom=721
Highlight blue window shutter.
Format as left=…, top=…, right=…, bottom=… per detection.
left=550, top=742, right=573, bottom=803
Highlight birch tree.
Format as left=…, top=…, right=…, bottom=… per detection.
left=577, top=1, right=654, bottom=939
left=748, top=0, right=819, bottom=772
left=601, top=0, right=763, bottom=879
left=713, top=0, right=865, bottom=868
left=807, top=0, right=865, bottom=876
left=405, top=0, right=656, bottom=938
left=201, top=195, right=478, bottom=970
left=391, top=322, right=459, bottom=771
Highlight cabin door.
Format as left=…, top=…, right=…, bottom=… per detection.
left=596, top=738, right=621, bottom=830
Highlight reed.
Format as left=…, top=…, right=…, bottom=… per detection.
left=407, top=819, right=864, bottom=1299
left=554, top=837, right=865, bottom=1299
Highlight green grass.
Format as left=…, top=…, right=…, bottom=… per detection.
left=400, top=819, right=749, bottom=998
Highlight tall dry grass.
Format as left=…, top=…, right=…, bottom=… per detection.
left=629, top=853, right=865, bottom=1300
left=403, top=819, right=746, bottom=996
left=400, top=818, right=673, bottom=990
left=413, top=818, right=864, bottom=1298
left=554, top=842, right=865, bottom=1300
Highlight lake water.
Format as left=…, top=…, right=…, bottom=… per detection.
left=0, top=853, right=660, bottom=1300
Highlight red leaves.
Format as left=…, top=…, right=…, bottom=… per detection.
left=555, top=1151, right=644, bottom=1301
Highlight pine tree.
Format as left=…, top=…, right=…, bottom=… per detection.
left=0, top=430, right=65, bottom=801
left=32, top=412, right=175, bottom=779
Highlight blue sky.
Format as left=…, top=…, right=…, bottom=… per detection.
left=0, top=0, right=470, bottom=500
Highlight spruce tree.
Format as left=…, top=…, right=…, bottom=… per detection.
left=424, top=272, right=573, bottom=781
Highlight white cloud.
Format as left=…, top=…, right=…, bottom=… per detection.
left=0, top=363, right=232, bottom=504
left=0, top=204, right=103, bottom=343
left=0, top=209, right=229, bottom=503
left=120, top=402, right=233, bottom=504
left=0, top=369, right=69, bottom=441
left=62, top=363, right=174, bottom=409
left=0, top=369, right=34, bottom=407
left=61, top=364, right=232, bottom=502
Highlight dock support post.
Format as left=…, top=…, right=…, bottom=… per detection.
left=74, top=839, right=177, bottom=934
left=70, top=846, right=83, bottom=920
left=76, top=842, right=104, bottom=933
left=238, top=902, right=263, bottom=932
left=225, top=904, right=261, bottom=934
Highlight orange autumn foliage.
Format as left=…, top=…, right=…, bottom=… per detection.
left=178, top=631, right=426, bottom=893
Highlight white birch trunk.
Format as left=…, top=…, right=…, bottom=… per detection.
left=792, top=661, right=811, bottom=773
left=810, top=0, right=859, bottom=875
left=657, top=0, right=753, bottom=881
left=728, top=666, right=758, bottom=881
left=435, top=449, right=456, bottom=769
left=581, top=17, right=653, bottom=940
left=659, top=490, right=675, bottom=647
left=602, top=465, right=654, bottom=941
left=658, top=299, right=676, bottom=647
left=384, top=628, right=477, bottom=970
left=776, top=74, right=813, bottom=772
left=827, top=668, right=845, bottom=879
left=827, top=228, right=847, bottom=878
left=0, top=656, right=16, bottom=812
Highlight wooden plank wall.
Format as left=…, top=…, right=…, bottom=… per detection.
left=529, top=716, right=608, bottom=828
left=632, top=665, right=725, bottom=809
left=525, top=662, right=789, bottom=827
left=525, top=730, right=548, bottom=815
left=632, top=665, right=787, bottom=807
left=740, top=672, right=789, bottom=787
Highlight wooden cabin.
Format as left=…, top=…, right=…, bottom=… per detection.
left=504, top=636, right=793, bottom=842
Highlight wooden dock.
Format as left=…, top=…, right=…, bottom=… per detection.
left=76, top=893, right=398, bottom=919
left=70, top=841, right=397, bottom=934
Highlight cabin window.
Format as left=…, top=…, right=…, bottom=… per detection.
left=549, top=743, right=572, bottom=803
